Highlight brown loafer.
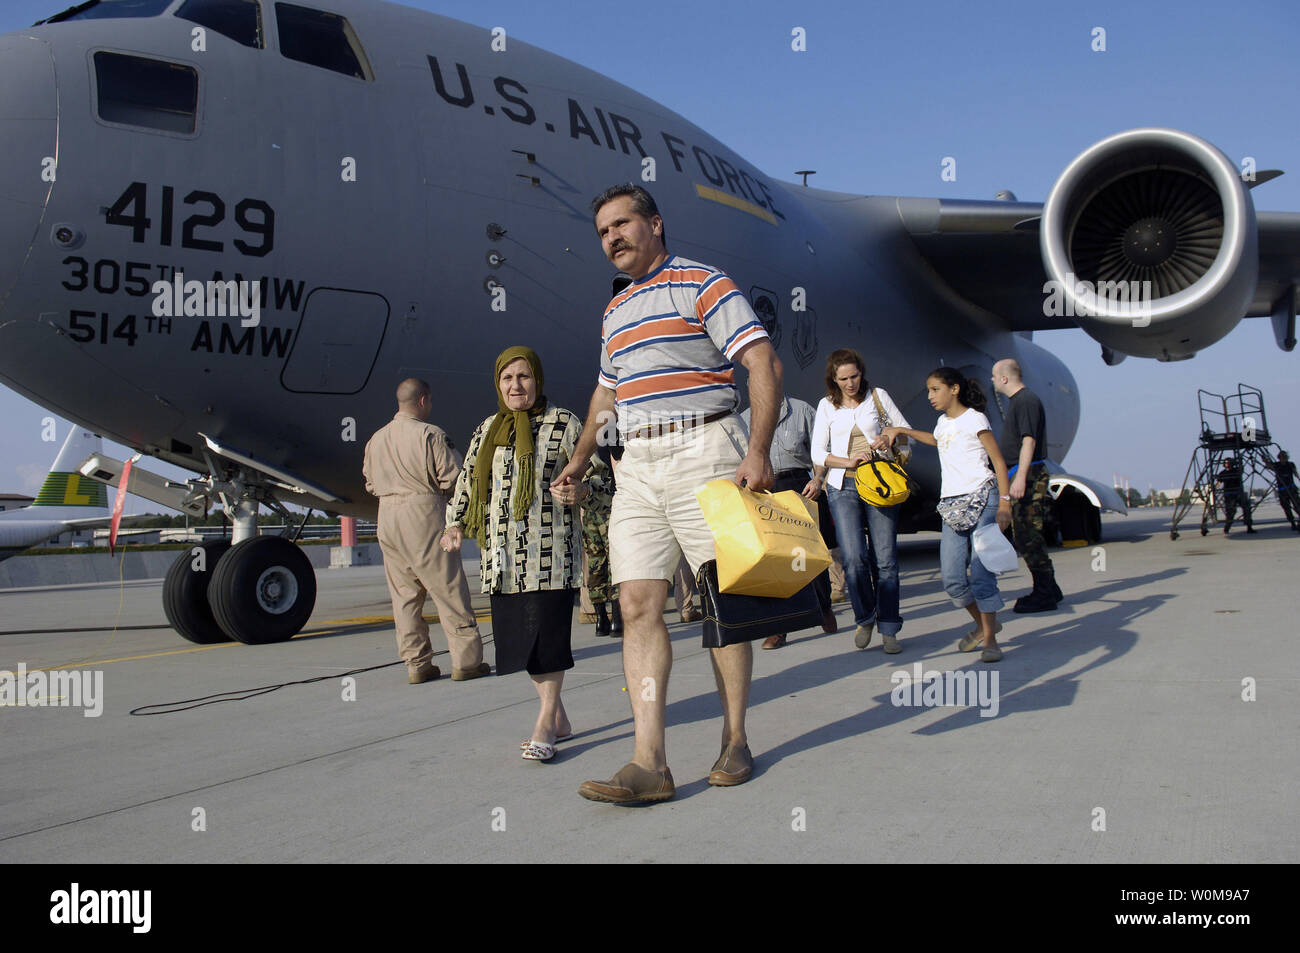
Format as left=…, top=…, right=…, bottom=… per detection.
left=407, top=661, right=441, bottom=684
left=578, top=763, right=675, bottom=804
left=761, top=633, right=787, bottom=650
left=451, top=662, right=491, bottom=681
left=708, top=743, right=753, bottom=786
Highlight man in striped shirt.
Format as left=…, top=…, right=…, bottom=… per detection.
left=554, top=184, right=783, bottom=805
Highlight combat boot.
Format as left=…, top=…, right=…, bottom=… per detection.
left=1013, top=570, right=1060, bottom=613
left=1046, top=569, right=1064, bottom=605
left=594, top=602, right=612, bottom=637
left=609, top=601, right=624, bottom=636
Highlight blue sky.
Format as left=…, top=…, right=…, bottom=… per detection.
left=1, top=0, right=1297, bottom=504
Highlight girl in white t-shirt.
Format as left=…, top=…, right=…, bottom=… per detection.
left=882, top=367, right=1012, bottom=661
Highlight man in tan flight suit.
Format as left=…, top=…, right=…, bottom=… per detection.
left=363, top=378, right=489, bottom=684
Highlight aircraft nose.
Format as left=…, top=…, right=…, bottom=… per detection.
left=0, top=33, right=58, bottom=311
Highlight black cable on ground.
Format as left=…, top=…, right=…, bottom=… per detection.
left=127, top=630, right=498, bottom=715
left=129, top=659, right=405, bottom=715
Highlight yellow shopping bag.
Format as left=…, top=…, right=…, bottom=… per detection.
left=694, top=480, right=832, bottom=597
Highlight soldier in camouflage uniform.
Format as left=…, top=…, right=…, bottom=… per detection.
left=992, top=359, right=1063, bottom=612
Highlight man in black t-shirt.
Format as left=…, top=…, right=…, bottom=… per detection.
left=992, top=359, right=1061, bottom=612
left=1273, top=451, right=1299, bottom=531
left=1215, top=458, right=1255, bottom=534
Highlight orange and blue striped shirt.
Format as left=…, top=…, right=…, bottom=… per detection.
left=597, top=256, right=768, bottom=432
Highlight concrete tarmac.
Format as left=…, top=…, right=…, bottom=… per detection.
left=1, top=506, right=1297, bottom=863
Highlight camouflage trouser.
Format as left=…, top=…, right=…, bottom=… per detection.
left=1280, top=485, right=1298, bottom=526
left=1010, top=464, right=1054, bottom=573
left=1222, top=491, right=1252, bottom=530
left=581, top=497, right=617, bottom=604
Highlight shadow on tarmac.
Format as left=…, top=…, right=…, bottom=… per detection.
left=617, top=567, right=1189, bottom=785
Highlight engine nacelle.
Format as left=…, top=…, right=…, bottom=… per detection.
left=1041, top=129, right=1257, bottom=361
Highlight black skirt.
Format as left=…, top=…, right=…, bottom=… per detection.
left=490, top=588, right=576, bottom=676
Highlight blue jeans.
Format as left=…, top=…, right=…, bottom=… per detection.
left=826, top=484, right=902, bottom=634
left=939, top=484, right=1005, bottom=613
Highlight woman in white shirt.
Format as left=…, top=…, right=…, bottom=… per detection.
left=882, top=367, right=1012, bottom=662
left=809, top=348, right=912, bottom=653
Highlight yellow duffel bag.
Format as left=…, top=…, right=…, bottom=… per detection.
left=694, top=480, right=832, bottom=597
left=854, top=459, right=911, bottom=507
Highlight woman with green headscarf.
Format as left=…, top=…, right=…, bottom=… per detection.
left=444, top=346, right=611, bottom=762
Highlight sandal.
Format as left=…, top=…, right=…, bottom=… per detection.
left=958, top=621, right=1002, bottom=652
left=521, top=741, right=555, bottom=761
left=519, top=731, right=571, bottom=750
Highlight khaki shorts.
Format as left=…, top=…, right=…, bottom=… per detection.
left=610, top=415, right=748, bottom=585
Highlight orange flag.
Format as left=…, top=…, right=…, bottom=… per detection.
left=109, top=456, right=132, bottom=556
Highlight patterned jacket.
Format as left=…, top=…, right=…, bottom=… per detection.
left=446, top=404, right=611, bottom=594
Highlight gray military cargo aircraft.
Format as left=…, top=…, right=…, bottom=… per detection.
left=0, top=0, right=1296, bottom=646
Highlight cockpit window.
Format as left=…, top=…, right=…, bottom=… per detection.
left=275, top=3, right=373, bottom=80
left=176, top=0, right=263, bottom=49
left=39, top=0, right=172, bottom=24
left=94, top=52, right=198, bottom=134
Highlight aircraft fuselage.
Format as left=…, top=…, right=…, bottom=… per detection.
left=0, top=2, right=1079, bottom=517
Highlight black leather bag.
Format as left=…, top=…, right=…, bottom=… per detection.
left=697, top=559, right=823, bottom=648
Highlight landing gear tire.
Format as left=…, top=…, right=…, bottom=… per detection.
left=208, top=536, right=317, bottom=645
left=163, top=539, right=233, bottom=644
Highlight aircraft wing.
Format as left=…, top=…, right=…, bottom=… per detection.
left=891, top=128, right=1300, bottom=360
left=1254, top=212, right=1300, bottom=333
left=896, top=198, right=1059, bottom=332
left=899, top=199, right=1300, bottom=331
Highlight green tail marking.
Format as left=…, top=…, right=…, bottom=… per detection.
left=32, top=472, right=109, bottom=508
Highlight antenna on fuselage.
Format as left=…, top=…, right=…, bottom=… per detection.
left=795, top=170, right=816, bottom=187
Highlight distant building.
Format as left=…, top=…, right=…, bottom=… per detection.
left=0, top=493, right=35, bottom=513
left=54, top=528, right=97, bottom=548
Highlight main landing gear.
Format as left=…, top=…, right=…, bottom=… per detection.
left=208, top=536, right=316, bottom=644
left=162, top=470, right=319, bottom=646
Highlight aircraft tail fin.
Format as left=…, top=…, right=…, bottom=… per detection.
left=22, top=426, right=109, bottom=518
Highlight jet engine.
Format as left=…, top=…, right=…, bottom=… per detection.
left=1040, top=128, right=1257, bottom=361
